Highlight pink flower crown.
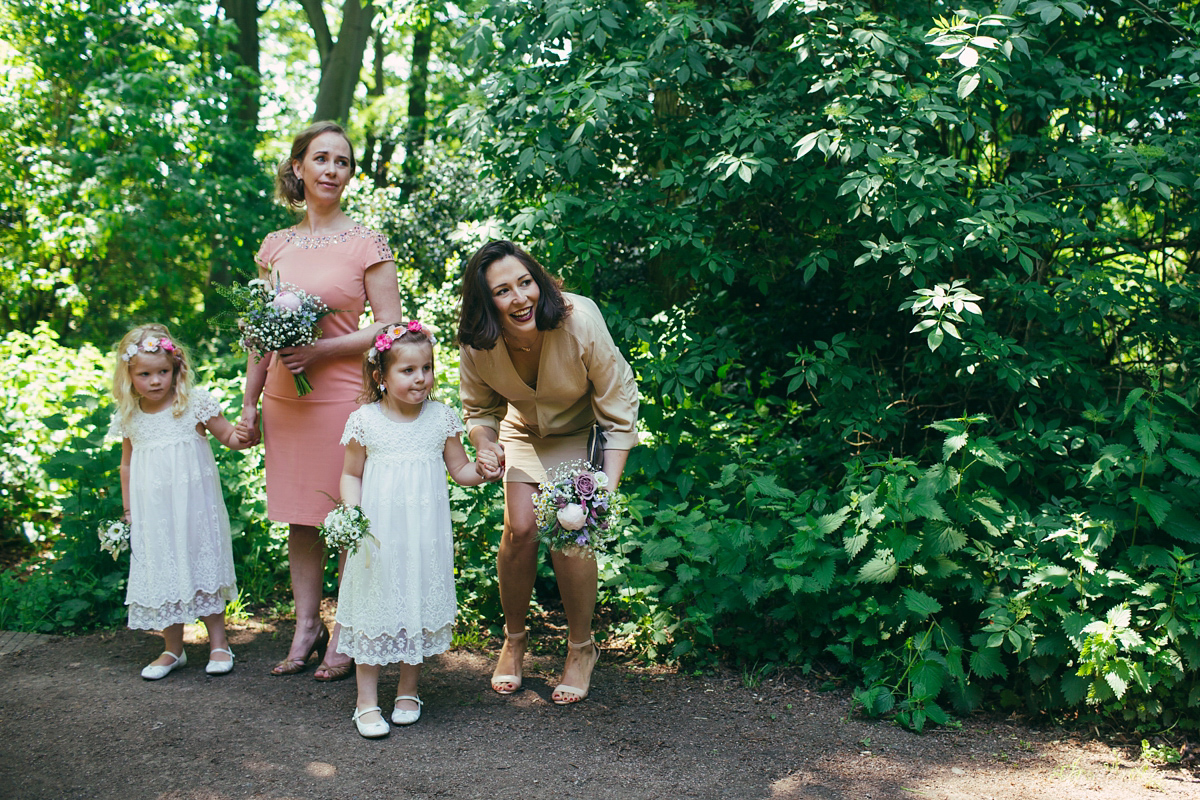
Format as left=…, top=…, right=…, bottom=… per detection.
left=367, top=320, right=437, bottom=363
left=121, top=336, right=177, bottom=363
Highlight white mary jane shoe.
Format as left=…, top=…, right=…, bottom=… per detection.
left=391, top=695, right=423, bottom=726
left=352, top=706, right=390, bottom=739
left=205, top=647, right=235, bottom=675
left=141, top=649, right=187, bottom=680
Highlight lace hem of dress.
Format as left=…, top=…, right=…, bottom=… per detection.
left=127, top=586, right=235, bottom=630
left=335, top=623, right=453, bottom=665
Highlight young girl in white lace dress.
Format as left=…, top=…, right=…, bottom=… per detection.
left=109, top=324, right=249, bottom=680
left=335, top=321, right=500, bottom=738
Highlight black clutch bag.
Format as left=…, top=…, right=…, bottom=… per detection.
left=587, top=425, right=606, bottom=469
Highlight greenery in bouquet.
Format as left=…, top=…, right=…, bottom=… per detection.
left=319, top=503, right=380, bottom=561
left=533, top=459, right=625, bottom=556
left=97, top=519, right=130, bottom=560
left=217, top=271, right=335, bottom=396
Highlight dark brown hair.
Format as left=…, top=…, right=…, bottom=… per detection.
left=275, top=121, right=357, bottom=209
left=456, top=240, right=571, bottom=350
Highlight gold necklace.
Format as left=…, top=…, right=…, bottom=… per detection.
left=504, top=334, right=536, bottom=353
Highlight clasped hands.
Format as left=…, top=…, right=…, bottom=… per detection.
left=475, top=441, right=505, bottom=482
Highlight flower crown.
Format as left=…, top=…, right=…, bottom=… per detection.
left=121, top=336, right=177, bottom=363
left=367, top=320, right=437, bottom=363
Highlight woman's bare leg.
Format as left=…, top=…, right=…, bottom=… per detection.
left=492, top=482, right=538, bottom=688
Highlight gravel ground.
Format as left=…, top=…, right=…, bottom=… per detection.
left=1, top=619, right=1197, bottom=800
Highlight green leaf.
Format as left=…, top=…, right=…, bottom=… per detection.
left=1173, top=431, right=1200, bottom=453
left=903, top=588, right=943, bottom=619
left=908, top=493, right=947, bottom=521
left=970, top=646, right=1007, bottom=679
left=924, top=523, right=967, bottom=556
left=957, top=72, right=981, bottom=99
left=942, top=432, right=968, bottom=460
left=1129, top=487, right=1172, bottom=526
left=1134, top=417, right=1159, bottom=454
left=856, top=550, right=898, bottom=583
left=814, top=507, right=851, bottom=536
left=1164, top=449, right=1200, bottom=477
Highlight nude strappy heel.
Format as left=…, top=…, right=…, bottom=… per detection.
left=553, top=636, right=599, bottom=705
left=490, top=625, right=528, bottom=695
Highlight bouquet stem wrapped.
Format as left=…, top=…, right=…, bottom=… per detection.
left=533, top=459, right=625, bottom=557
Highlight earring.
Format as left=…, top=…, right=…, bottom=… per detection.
left=379, top=383, right=386, bottom=393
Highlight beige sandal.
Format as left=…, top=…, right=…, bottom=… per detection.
left=553, top=636, right=599, bottom=705
left=490, top=625, right=528, bottom=695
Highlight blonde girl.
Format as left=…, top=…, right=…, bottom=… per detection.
left=109, top=323, right=248, bottom=679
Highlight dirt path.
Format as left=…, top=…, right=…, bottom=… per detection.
left=0, top=620, right=1197, bottom=800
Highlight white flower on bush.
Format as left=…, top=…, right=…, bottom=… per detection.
left=593, top=471, right=609, bottom=489
left=556, top=503, right=587, bottom=531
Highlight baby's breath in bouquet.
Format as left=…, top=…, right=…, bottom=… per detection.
left=533, top=459, right=625, bottom=557
left=218, top=270, right=335, bottom=396
left=320, top=503, right=380, bottom=564
left=98, top=519, right=130, bottom=560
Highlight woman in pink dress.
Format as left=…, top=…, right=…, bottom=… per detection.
left=237, top=121, right=403, bottom=681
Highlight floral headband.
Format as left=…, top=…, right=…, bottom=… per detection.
left=121, top=336, right=177, bottom=363
left=368, top=320, right=437, bottom=363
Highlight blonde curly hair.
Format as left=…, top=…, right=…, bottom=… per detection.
left=111, top=323, right=192, bottom=431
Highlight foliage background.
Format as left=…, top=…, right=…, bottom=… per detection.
left=1, top=0, right=1199, bottom=733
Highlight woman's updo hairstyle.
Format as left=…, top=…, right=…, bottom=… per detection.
left=275, top=121, right=357, bottom=209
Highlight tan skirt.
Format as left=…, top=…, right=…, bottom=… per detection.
left=499, top=416, right=589, bottom=485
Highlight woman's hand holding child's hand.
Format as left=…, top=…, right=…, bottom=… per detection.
left=475, top=442, right=504, bottom=482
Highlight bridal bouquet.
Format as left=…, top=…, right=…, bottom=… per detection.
left=219, top=272, right=334, bottom=396
left=98, top=519, right=130, bottom=560
left=320, top=503, right=380, bottom=564
left=533, top=459, right=624, bottom=556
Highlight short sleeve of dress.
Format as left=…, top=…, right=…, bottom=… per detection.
left=190, top=387, right=222, bottom=423
left=340, top=406, right=369, bottom=447
left=363, top=228, right=394, bottom=266
left=439, top=402, right=464, bottom=440
left=106, top=412, right=126, bottom=442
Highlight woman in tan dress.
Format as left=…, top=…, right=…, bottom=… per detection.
left=237, top=122, right=403, bottom=680
left=457, top=240, right=638, bottom=704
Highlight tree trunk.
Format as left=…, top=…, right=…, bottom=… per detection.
left=364, top=31, right=395, bottom=187
left=218, top=0, right=261, bottom=133
left=310, top=0, right=376, bottom=122
left=401, top=19, right=432, bottom=194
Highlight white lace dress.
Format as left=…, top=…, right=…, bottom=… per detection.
left=334, top=400, right=461, bottom=665
left=108, top=388, right=238, bottom=630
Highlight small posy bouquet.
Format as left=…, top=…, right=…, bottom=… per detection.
left=533, top=459, right=624, bottom=557
left=98, top=519, right=131, bottom=560
left=320, top=503, right=380, bottom=565
left=219, top=271, right=335, bottom=396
